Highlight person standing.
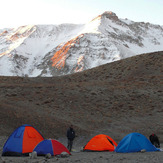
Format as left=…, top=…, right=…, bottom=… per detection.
left=149, top=133, right=160, bottom=148
left=67, top=125, right=75, bottom=152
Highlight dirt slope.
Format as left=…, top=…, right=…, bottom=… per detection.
left=0, top=51, right=162, bottom=143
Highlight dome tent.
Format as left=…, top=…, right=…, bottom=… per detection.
left=2, top=124, right=44, bottom=156
left=83, top=134, right=117, bottom=151
left=115, top=133, right=159, bottom=153
left=33, top=139, right=71, bottom=156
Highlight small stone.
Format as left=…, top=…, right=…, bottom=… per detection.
left=45, top=153, right=51, bottom=159
left=140, top=149, right=146, bottom=153
left=29, top=151, right=37, bottom=159
left=60, top=152, right=70, bottom=158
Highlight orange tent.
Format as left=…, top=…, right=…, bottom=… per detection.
left=83, top=134, right=117, bottom=151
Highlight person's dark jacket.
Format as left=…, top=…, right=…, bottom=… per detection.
left=67, top=127, right=75, bottom=140
left=149, top=134, right=160, bottom=148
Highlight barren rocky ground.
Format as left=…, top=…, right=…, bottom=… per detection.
left=0, top=51, right=162, bottom=146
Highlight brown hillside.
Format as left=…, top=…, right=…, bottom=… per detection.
left=0, top=51, right=162, bottom=143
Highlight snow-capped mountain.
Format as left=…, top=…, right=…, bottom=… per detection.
left=0, top=11, right=163, bottom=77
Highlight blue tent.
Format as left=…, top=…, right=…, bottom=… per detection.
left=115, top=133, right=159, bottom=153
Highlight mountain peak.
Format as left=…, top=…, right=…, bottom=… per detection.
left=91, top=11, right=119, bottom=22
left=101, top=11, right=119, bottom=21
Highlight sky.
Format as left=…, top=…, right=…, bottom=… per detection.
left=0, top=0, right=163, bottom=29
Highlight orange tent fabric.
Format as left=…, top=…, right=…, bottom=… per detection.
left=23, top=126, right=44, bottom=153
left=83, top=134, right=117, bottom=151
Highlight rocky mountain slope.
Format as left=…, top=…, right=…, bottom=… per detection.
left=0, top=51, right=162, bottom=143
left=0, top=11, right=163, bottom=77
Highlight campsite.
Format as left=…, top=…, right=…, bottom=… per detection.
left=0, top=0, right=163, bottom=161
left=0, top=130, right=162, bottom=163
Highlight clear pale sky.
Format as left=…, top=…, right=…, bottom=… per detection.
left=0, top=0, right=163, bottom=28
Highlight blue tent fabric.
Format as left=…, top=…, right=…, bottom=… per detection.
left=115, top=133, right=159, bottom=153
left=33, top=139, right=53, bottom=156
left=2, top=125, right=28, bottom=155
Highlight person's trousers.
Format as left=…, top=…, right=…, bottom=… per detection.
left=67, top=139, right=73, bottom=151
